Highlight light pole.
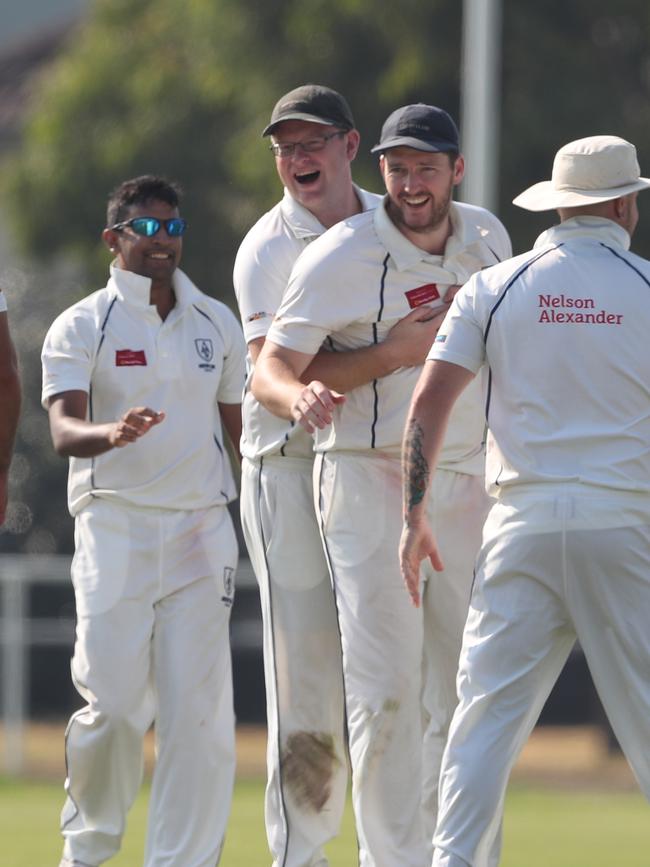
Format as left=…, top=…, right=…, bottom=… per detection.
left=460, top=0, right=503, bottom=213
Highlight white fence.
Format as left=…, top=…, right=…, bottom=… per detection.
left=0, top=553, right=259, bottom=776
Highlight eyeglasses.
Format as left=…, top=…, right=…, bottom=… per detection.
left=110, top=217, right=188, bottom=237
left=269, top=130, right=346, bottom=158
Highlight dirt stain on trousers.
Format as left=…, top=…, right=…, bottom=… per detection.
left=281, top=731, right=341, bottom=812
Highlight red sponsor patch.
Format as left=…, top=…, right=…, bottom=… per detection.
left=115, top=349, right=147, bottom=366
left=405, top=283, right=440, bottom=309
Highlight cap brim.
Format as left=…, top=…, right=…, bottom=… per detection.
left=371, top=135, right=458, bottom=154
left=513, top=177, right=650, bottom=211
left=262, top=114, right=336, bottom=137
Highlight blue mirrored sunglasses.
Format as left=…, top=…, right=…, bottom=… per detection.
left=110, top=216, right=188, bottom=237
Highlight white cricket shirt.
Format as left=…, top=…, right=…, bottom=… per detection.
left=42, top=265, right=247, bottom=515
left=430, top=216, right=650, bottom=496
left=234, top=185, right=381, bottom=459
left=268, top=198, right=512, bottom=470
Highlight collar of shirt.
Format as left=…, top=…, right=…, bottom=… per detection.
left=534, top=216, right=631, bottom=251
left=374, top=198, right=497, bottom=284
left=280, top=184, right=378, bottom=240
left=108, top=263, right=203, bottom=313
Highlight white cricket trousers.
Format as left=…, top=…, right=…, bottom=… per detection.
left=420, top=469, right=491, bottom=854
left=315, top=451, right=427, bottom=867
left=432, top=488, right=650, bottom=867
left=60, top=500, right=238, bottom=867
left=241, top=456, right=347, bottom=867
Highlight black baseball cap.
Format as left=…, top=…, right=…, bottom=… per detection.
left=262, top=84, right=355, bottom=137
left=371, top=104, right=459, bottom=154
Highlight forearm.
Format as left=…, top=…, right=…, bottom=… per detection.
left=50, top=416, right=117, bottom=458
left=252, top=353, right=306, bottom=420
left=399, top=403, right=446, bottom=608
left=402, top=360, right=475, bottom=526
left=305, top=304, right=452, bottom=393
left=305, top=341, right=401, bottom=393
left=402, top=395, right=445, bottom=528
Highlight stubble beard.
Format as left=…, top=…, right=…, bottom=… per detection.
left=389, top=183, right=454, bottom=236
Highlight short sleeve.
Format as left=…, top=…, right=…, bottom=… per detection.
left=265, top=239, right=353, bottom=355
left=233, top=224, right=301, bottom=343
left=41, top=307, right=98, bottom=409
left=428, top=274, right=487, bottom=374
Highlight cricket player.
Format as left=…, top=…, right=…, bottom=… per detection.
left=42, top=175, right=247, bottom=867
left=0, top=287, right=21, bottom=526
left=234, top=84, right=440, bottom=867
left=253, top=103, right=511, bottom=867
left=400, top=135, right=650, bottom=866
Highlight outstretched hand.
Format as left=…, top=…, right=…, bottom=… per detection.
left=291, top=381, right=345, bottom=434
left=399, top=520, right=444, bottom=607
left=109, top=407, right=165, bottom=448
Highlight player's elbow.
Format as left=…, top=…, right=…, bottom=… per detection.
left=251, top=361, right=278, bottom=411
left=250, top=363, right=294, bottom=421
left=50, top=432, right=72, bottom=458
left=250, top=364, right=267, bottom=405
left=48, top=419, right=79, bottom=458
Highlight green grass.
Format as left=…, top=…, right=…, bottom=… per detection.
left=1, top=776, right=648, bottom=866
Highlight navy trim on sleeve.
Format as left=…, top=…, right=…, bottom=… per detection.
left=483, top=246, right=561, bottom=343
left=482, top=246, right=561, bottom=426
left=600, top=243, right=650, bottom=289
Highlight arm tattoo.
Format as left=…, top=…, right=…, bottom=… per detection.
left=403, top=418, right=430, bottom=519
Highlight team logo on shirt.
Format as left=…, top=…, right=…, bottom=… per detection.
left=405, top=283, right=440, bottom=308
left=194, top=338, right=216, bottom=371
left=222, top=566, right=235, bottom=607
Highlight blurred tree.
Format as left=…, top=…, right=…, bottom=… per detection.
left=502, top=0, right=650, bottom=254
left=2, top=0, right=461, bottom=296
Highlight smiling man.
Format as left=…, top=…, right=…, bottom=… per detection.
left=252, top=104, right=511, bottom=866
left=234, top=87, right=446, bottom=867
left=42, top=175, right=247, bottom=867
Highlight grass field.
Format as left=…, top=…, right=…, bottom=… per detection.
left=2, top=777, right=649, bottom=866
left=1, top=725, right=648, bottom=866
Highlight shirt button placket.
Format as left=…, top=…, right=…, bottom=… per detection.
left=157, top=326, right=174, bottom=381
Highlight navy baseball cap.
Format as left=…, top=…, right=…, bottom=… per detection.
left=371, top=104, right=459, bottom=154
left=262, top=85, right=355, bottom=137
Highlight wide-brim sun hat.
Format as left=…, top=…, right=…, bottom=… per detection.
left=513, top=135, right=650, bottom=211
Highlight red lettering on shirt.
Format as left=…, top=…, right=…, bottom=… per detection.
left=405, top=284, right=440, bottom=309
left=115, top=349, right=147, bottom=366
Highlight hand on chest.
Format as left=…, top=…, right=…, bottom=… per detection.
left=330, top=277, right=459, bottom=351
left=380, top=274, right=460, bottom=325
